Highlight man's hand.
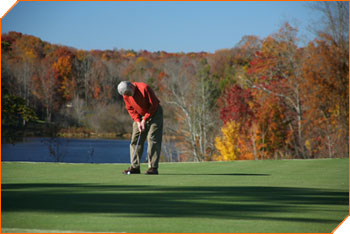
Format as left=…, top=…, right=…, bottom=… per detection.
left=137, top=119, right=146, bottom=132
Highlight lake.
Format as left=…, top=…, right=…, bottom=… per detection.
left=1, top=138, right=148, bottom=164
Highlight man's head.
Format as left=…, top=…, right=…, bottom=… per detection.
left=118, top=81, right=135, bottom=96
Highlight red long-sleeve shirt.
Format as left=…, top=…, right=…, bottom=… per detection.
left=123, top=82, right=160, bottom=122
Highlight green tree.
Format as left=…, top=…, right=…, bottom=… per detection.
left=1, top=94, right=38, bottom=143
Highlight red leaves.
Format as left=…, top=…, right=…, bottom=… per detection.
left=218, top=85, right=254, bottom=126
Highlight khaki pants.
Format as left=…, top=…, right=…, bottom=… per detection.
left=130, top=105, right=163, bottom=169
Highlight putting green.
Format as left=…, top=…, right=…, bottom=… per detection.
left=1, top=159, right=348, bottom=233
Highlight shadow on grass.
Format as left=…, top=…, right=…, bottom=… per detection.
left=2, top=183, right=348, bottom=224
left=161, top=173, right=270, bottom=176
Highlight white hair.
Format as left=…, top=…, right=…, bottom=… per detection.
left=117, top=81, right=133, bottom=95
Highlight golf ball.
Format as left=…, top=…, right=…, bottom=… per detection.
left=127, top=171, right=131, bottom=175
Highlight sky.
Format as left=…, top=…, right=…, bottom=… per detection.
left=1, top=1, right=322, bottom=53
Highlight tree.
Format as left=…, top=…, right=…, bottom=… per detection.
left=162, top=57, right=201, bottom=161
left=246, top=23, right=307, bottom=158
left=194, top=58, right=220, bottom=160
left=310, top=1, right=348, bottom=51
left=303, top=1, right=349, bottom=157
left=52, top=47, right=77, bottom=102
left=302, top=37, right=348, bottom=158
left=217, top=84, right=291, bottom=160
left=214, top=120, right=241, bottom=161
left=251, top=92, right=291, bottom=159
left=31, top=59, right=57, bottom=122
left=74, top=50, right=93, bottom=105
left=1, top=95, right=38, bottom=143
left=217, top=85, right=254, bottom=126
left=162, top=57, right=219, bottom=161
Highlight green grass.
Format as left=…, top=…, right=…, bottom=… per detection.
left=1, top=159, right=349, bottom=233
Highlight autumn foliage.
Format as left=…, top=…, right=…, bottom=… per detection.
left=1, top=2, right=348, bottom=161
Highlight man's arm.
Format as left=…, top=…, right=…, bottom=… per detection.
left=124, top=98, right=142, bottom=122
left=143, top=85, right=159, bottom=122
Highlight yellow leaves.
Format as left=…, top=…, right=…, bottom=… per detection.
left=305, top=139, right=311, bottom=152
left=24, top=49, right=36, bottom=59
left=135, top=56, right=151, bottom=69
left=329, top=104, right=340, bottom=118
left=76, top=50, right=87, bottom=61
left=136, top=56, right=147, bottom=64
left=101, top=53, right=110, bottom=61
left=126, top=52, right=136, bottom=58
left=261, top=36, right=277, bottom=55
left=214, top=120, right=241, bottom=161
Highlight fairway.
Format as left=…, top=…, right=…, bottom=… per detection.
left=1, top=159, right=349, bottom=233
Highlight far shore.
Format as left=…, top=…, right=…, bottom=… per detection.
left=57, top=131, right=131, bottom=140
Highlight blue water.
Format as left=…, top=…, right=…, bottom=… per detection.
left=1, top=138, right=148, bottom=164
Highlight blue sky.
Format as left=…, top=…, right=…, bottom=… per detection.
left=1, top=1, right=322, bottom=53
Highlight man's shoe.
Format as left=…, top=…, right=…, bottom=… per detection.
left=145, top=168, right=158, bottom=175
left=123, top=167, right=140, bottom=175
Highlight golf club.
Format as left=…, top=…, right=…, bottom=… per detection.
left=128, top=132, right=141, bottom=175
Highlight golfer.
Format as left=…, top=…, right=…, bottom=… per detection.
left=118, top=81, right=163, bottom=175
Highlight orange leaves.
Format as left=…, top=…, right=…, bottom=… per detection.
left=157, top=71, right=167, bottom=80
left=53, top=56, right=72, bottom=77
left=2, top=25, right=347, bottom=159
left=14, top=35, right=44, bottom=61
left=301, top=31, right=348, bottom=157
left=125, top=52, right=136, bottom=58
left=51, top=48, right=76, bottom=101
left=216, top=81, right=291, bottom=160
left=93, top=86, right=101, bottom=99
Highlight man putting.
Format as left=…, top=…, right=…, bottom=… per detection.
left=118, top=81, right=163, bottom=175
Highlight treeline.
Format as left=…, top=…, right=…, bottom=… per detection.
left=1, top=2, right=348, bottom=161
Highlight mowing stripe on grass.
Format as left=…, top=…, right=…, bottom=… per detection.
left=2, top=159, right=348, bottom=233
left=1, top=228, right=126, bottom=233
